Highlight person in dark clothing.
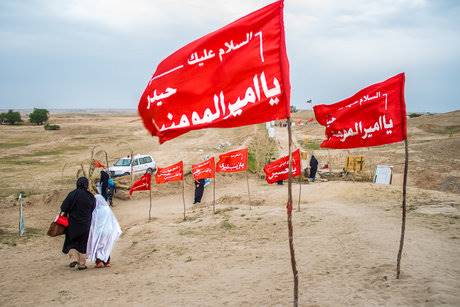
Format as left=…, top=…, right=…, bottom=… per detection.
left=60, top=177, right=96, bottom=270
left=309, top=155, right=319, bottom=181
left=193, top=179, right=206, bottom=204
left=107, top=177, right=116, bottom=206
left=100, top=170, right=109, bottom=201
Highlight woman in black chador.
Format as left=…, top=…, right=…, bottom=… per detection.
left=309, top=155, right=319, bottom=181
left=193, top=179, right=206, bottom=204
left=100, top=170, right=110, bottom=201
left=61, top=177, right=95, bottom=270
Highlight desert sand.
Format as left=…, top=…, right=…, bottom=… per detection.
left=0, top=111, right=459, bottom=306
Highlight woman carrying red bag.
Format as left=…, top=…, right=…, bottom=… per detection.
left=60, top=177, right=95, bottom=270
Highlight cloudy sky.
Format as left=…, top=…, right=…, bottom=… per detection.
left=0, top=0, right=459, bottom=112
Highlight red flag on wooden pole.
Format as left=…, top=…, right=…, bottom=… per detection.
left=263, top=149, right=301, bottom=184
left=216, top=148, right=248, bottom=173
left=155, top=161, right=184, bottom=184
left=313, top=73, right=406, bottom=149
left=314, top=73, right=409, bottom=280
left=137, top=1, right=299, bottom=304
left=191, top=157, right=215, bottom=180
left=129, top=173, right=152, bottom=195
left=93, top=159, right=106, bottom=169
left=138, top=0, right=290, bottom=144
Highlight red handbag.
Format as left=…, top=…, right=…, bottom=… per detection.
left=55, top=215, right=69, bottom=227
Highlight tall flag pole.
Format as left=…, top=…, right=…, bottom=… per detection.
left=129, top=172, right=153, bottom=220
left=156, top=161, right=185, bottom=220
left=138, top=1, right=299, bottom=304
left=314, top=73, right=407, bottom=278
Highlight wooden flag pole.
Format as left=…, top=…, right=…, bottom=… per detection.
left=396, top=139, right=409, bottom=279
left=246, top=170, right=251, bottom=210
left=297, top=176, right=302, bottom=212
left=148, top=188, right=152, bottom=221
left=286, top=117, right=299, bottom=306
left=213, top=176, right=216, bottom=214
left=182, top=179, right=186, bottom=221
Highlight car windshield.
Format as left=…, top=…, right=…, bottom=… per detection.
left=114, top=158, right=131, bottom=166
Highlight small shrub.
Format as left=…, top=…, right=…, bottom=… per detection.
left=408, top=113, right=423, bottom=118
left=44, top=123, right=60, bottom=130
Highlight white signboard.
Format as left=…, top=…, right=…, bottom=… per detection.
left=374, top=165, right=392, bottom=185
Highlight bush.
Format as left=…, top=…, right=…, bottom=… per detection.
left=408, top=113, right=423, bottom=118
left=29, top=108, right=49, bottom=125
left=44, top=123, right=60, bottom=130
left=290, top=105, right=298, bottom=113
left=0, top=110, right=22, bottom=125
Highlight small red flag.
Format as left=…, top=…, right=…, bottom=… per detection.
left=138, top=0, right=290, bottom=143
left=263, top=149, right=301, bottom=184
left=192, top=157, right=215, bottom=180
left=155, top=161, right=184, bottom=184
left=216, top=148, right=248, bottom=173
left=93, top=159, right=106, bottom=168
left=313, top=73, right=407, bottom=149
left=129, top=173, right=152, bottom=195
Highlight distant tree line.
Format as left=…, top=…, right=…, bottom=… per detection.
left=0, top=108, right=52, bottom=126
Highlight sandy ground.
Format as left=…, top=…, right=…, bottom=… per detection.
left=1, top=111, right=459, bottom=306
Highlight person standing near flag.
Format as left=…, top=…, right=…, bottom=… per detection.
left=194, top=179, right=206, bottom=204
left=100, top=170, right=109, bottom=201
left=308, top=154, right=318, bottom=181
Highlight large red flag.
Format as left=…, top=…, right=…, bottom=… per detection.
left=129, top=173, right=152, bottom=195
left=216, top=148, right=248, bottom=173
left=155, top=161, right=184, bottom=184
left=263, top=149, right=301, bottom=184
left=314, top=73, right=407, bottom=149
left=192, top=157, right=215, bottom=180
left=138, top=0, right=290, bottom=143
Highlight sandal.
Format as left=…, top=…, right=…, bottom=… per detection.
left=104, top=263, right=111, bottom=268
left=69, top=261, right=78, bottom=268
left=77, top=265, right=87, bottom=270
left=95, top=262, right=104, bottom=269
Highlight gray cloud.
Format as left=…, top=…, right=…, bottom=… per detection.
left=0, top=0, right=459, bottom=112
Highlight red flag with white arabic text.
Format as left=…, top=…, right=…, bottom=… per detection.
left=155, top=161, right=184, bottom=184
left=313, top=73, right=406, bottom=149
left=216, top=148, right=248, bottom=173
left=263, top=149, right=301, bottom=184
left=129, top=173, right=152, bottom=195
left=192, top=157, right=215, bottom=180
left=138, top=0, right=290, bottom=143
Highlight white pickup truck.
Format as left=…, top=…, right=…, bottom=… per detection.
left=108, top=154, right=156, bottom=177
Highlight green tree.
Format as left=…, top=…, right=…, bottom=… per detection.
left=4, top=110, right=22, bottom=125
left=29, top=108, right=49, bottom=125
left=0, top=112, right=6, bottom=124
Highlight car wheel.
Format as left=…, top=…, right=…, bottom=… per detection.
left=123, top=172, right=130, bottom=176
left=147, top=168, right=154, bottom=173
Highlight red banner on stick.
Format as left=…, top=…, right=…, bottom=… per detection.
left=313, top=73, right=407, bottom=149
left=263, top=149, right=301, bottom=184
left=138, top=0, right=290, bottom=143
left=155, top=161, right=184, bottom=184
left=129, top=173, right=152, bottom=195
left=192, top=157, right=215, bottom=180
left=93, top=159, right=106, bottom=169
left=216, top=148, right=248, bottom=173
